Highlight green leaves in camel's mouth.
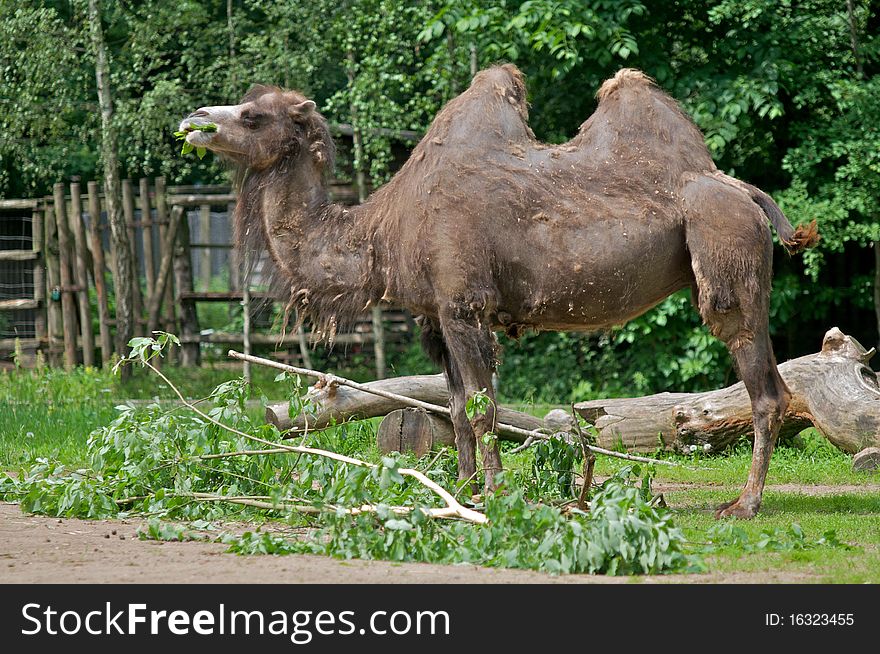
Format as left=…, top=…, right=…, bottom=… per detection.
left=173, top=123, right=217, bottom=159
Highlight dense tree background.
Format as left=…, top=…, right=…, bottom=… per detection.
left=1, top=0, right=877, bottom=402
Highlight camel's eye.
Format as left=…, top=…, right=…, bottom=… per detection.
left=241, top=112, right=265, bottom=130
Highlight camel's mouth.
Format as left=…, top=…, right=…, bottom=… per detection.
left=178, top=119, right=218, bottom=145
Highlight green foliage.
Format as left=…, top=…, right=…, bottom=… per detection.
left=464, top=388, right=492, bottom=420
left=529, top=435, right=581, bottom=498
left=227, top=467, right=700, bottom=576
left=6, top=415, right=695, bottom=573
left=0, top=4, right=93, bottom=195
left=140, top=519, right=203, bottom=542
left=465, top=389, right=499, bottom=447
left=778, top=73, right=880, bottom=280
left=116, top=331, right=181, bottom=369
left=174, top=123, right=217, bottom=159
left=703, top=521, right=851, bottom=553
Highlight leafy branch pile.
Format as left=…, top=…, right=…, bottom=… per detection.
left=0, top=335, right=708, bottom=575
left=229, top=469, right=697, bottom=576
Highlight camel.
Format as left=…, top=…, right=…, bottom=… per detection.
left=180, top=65, right=818, bottom=519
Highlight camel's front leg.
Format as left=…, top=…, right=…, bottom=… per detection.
left=439, top=310, right=503, bottom=495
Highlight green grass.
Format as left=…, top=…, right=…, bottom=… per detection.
left=2, top=364, right=879, bottom=581
left=583, top=431, right=868, bottom=486
left=0, top=363, right=284, bottom=468
left=594, top=434, right=880, bottom=582
left=671, top=492, right=880, bottom=582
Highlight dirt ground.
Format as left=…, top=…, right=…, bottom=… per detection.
left=1, top=495, right=853, bottom=584
left=0, top=502, right=625, bottom=584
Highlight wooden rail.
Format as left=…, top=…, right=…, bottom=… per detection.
left=0, top=250, right=38, bottom=261
left=178, top=331, right=404, bottom=346
left=0, top=299, right=39, bottom=310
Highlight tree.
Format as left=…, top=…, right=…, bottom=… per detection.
left=0, top=4, right=93, bottom=197
left=87, top=0, right=135, bottom=375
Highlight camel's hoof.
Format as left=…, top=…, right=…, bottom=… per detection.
left=714, top=498, right=758, bottom=520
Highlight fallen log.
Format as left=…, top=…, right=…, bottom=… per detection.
left=574, top=327, right=880, bottom=456
left=265, top=373, right=544, bottom=439
left=853, top=447, right=880, bottom=472
left=261, top=328, right=880, bottom=465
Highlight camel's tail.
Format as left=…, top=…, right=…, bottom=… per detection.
left=711, top=171, right=819, bottom=254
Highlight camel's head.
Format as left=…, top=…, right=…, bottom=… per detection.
left=179, top=85, right=334, bottom=172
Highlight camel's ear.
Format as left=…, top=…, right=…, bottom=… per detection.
left=289, top=100, right=316, bottom=117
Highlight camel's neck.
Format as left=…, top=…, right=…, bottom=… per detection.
left=238, top=163, right=382, bottom=336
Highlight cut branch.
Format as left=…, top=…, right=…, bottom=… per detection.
left=132, top=356, right=487, bottom=524
left=188, top=493, right=467, bottom=520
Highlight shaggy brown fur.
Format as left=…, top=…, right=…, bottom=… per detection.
left=181, top=65, right=818, bottom=518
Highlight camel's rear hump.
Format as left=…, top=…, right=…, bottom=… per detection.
left=585, top=68, right=715, bottom=177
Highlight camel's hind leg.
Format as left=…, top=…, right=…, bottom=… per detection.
left=707, top=321, right=790, bottom=518
left=684, top=176, right=791, bottom=519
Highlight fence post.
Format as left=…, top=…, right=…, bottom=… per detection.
left=173, top=207, right=200, bottom=365
left=87, top=182, right=113, bottom=366
left=139, top=178, right=155, bottom=307
left=31, top=205, right=46, bottom=355
left=242, top=250, right=251, bottom=383
left=199, top=203, right=212, bottom=291
left=121, top=179, right=143, bottom=331
left=154, top=177, right=177, bottom=363
left=69, top=182, right=95, bottom=367
left=43, top=198, right=62, bottom=366
left=53, top=183, right=78, bottom=369
left=371, top=306, right=386, bottom=380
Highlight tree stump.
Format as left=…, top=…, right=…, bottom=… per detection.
left=853, top=447, right=880, bottom=472
left=377, top=408, right=455, bottom=458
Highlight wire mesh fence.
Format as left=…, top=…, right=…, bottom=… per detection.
left=0, top=211, right=36, bottom=340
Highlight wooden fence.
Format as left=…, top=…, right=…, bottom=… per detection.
left=0, top=178, right=410, bottom=377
